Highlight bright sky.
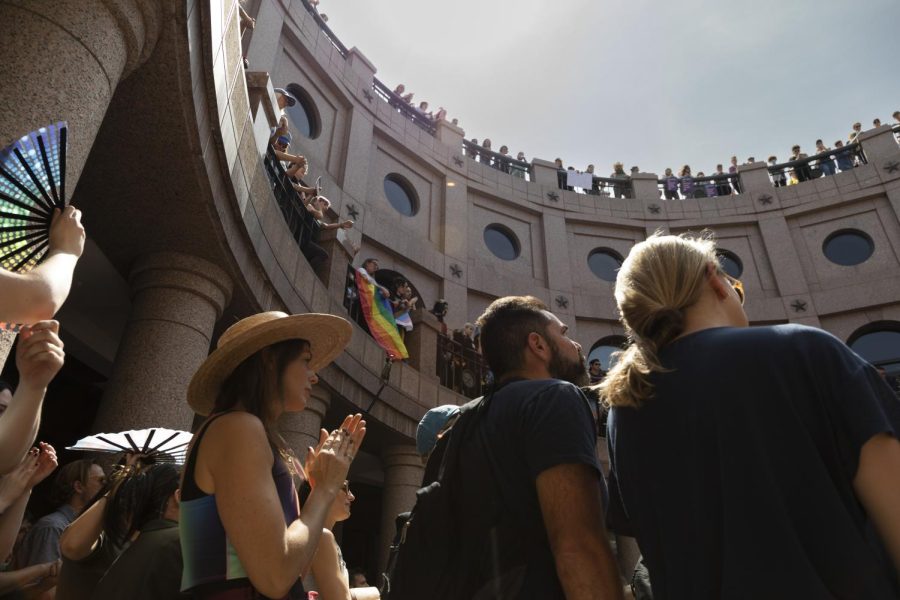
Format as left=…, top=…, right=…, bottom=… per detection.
left=319, top=0, right=898, bottom=175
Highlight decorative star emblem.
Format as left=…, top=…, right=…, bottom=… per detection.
left=648, top=204, right=661, bottom=214
left=884, top=161, right=900, bottom=174
left=791, top=300, right=807, bottom=312
left=547, top=191, right=559, bottom=202
left=346, top=204, right=359, bottom=219
left=555, top=295, right=569, bottom=309
left=362, top=89, right=374, bottom=103
left=758, top=194, right=773, bottom=205
left=449, top=264, right=463, bottom=278
left=453, top=156, right=464, bottom=167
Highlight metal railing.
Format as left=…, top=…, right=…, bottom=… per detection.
left=656, top=173, right=741, bottom=199
left=262, top=148, right=320, bottom=251
left=372, top=78, right=437, bottom=135
left=767, top=142, right=862, bottom=185
left=461, top=140, right=532, bottom=180
left=436, top=334, right=488, bottom=399
left=296, top=0, right=349, bottom=57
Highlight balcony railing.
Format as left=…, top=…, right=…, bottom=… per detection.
left=766, top=143, right=863, bottom=185
left=461, top=140, right=532, bottom=180
left=262, top=148, right=320, bottom=250
left=296, top=0, right=349, bottom=57
left=372, top=78, right=437, bottom=136
left=656, top=173, right=741, bottom=199
left=436, top=334, right=488, bottom=399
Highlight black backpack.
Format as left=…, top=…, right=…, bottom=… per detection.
left=382, top=394, right=532, bottom=600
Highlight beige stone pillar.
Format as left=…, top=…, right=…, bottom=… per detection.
left=378, top=444, right=424, bottom=571
left=0, top=0, right=163, bottom=372
left=92, top=253, right=232, bottom=433
left=630, top=173, right=660, bottom=200
left=531, top=158, right=561, bottom=188
left=737, top=161, right=775, bottom=194
left=278, top=385, right=331, bottom=460
left=859, top=125, right=900, bottom=164
left=404, top=310, right=441, bottom=375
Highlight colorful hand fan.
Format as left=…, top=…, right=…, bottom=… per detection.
left=0, top=122, right=68, bottom=273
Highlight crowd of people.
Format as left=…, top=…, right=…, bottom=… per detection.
left=388, top=84, right=449, bottom=125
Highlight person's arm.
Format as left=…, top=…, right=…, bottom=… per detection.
left=853, top=433, right=900, bottom=572
left=308, top=529, right=352, bottom=600
left=350, top=587, right=381, bottom=600
left=206, top=413, right=364, bottom=598
left=0, top=207, right=84, bottom=325
left=536, top=464, right=623, bottom=600
left=58, top=495, right=107, bottom=561
left=0, top=560, right=59, bottom=595
left=0, top=443, right=56, bottom=559
left=0, top=322, right=65, bottom=474
left=273, top=149, right=306, bottom=166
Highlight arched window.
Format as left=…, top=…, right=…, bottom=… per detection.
left=588, top=335, right=628, bottom=372
left=285, top=84, right=321, bottom=139
left=383, top=174, right=419, bottom=217
left=848, top=322, right=900, bottom=383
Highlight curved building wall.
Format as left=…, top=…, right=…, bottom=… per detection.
left=241, top=0, right=900, bottom=357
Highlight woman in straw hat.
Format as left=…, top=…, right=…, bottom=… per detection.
left=179, top=311, right=364, bottom=599
left=600, top=233, right=900, bottom=598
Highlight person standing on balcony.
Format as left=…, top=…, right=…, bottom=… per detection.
left=815, top=139, right=836, bottom=177
left=498, top=146, right=512, bottom=174
left=480, top=139, right=493, bottom=168
left=611, top=162, right=629, bottom=199
left=678, top=165, right=694, bottom=198
left=714, top=164, right=731, bottom=196
left=728, top=156, right=742, bottom=194
left=467, top=139, right=480, bottom=161
left=848, top=122, right=867, bottom=165
left=768, top=156, right=787, bottom=187
left=662, top=168, right=680, bottom=200
left=511, top=152, right=528, bottom=179
left=555, top=158, right=567, bottom=190
left=790, top=145, right=812, bottom=182
left=834, top=141, right=855, bottom=172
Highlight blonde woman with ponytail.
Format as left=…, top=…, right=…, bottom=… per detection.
left=602, top=233, right=900, bottom=599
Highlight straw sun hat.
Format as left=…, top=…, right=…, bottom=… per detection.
left=187, top=311, right=352, bottom=415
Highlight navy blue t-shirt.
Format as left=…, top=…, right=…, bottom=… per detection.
left=468, top=379, right=606, bottom=599
left=608, top=324, right=900, bottom=599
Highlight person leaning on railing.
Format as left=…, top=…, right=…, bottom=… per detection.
left=300, top=196, right=353, bottom=272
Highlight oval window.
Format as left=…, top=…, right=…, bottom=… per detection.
left=587, top=248, right=623, bottom=282
left=383, top=174, right=418, bottom=217
left=822, top=230, right=873, bottom=266
left=483, top=225, right=520, bottom=260
left=285, top=84, right=321, bottom=139
left=717, top=249, right=743, bottom=278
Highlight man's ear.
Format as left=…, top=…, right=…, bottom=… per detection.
left=527, top=331, right=549, bottom=360
left=73, top=480, right=85, bottom=495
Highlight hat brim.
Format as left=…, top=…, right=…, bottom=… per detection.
left=187, top=313, right=351, bottom=416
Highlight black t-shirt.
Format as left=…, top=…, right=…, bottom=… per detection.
left=608, top=324, right=900, bottom=599
left=465, top=379, right=606, bottom=599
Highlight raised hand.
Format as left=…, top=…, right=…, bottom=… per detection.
left=305, top=414, right=366, bottom=492
left=26, top=442, right=58, bottom=489
left=48, top=206, right=85, bottom=258
left=15, top=321, right=65, bottom=391
left=0, top=448, right=39, bottom=511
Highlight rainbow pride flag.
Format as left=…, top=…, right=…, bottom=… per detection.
left=355, top=269, right=409, bottom=360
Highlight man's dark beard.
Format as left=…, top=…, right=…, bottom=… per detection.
left=547, top=339, right=588, bottom=386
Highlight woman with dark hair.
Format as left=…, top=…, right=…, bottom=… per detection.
left=90, top=463, right=182, bottom=599
left=179, top=312, right=364, bottom=599
left=56, top=461, right=179, bottom=600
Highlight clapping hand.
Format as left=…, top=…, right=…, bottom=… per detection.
left=48, top=206, right=85, bottom=258
left=305, top=414, right=366, bottom=492
left=0, top=447, right=40, bottom=511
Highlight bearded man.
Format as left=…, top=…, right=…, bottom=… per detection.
left=451, top=295, right=622, bottom=600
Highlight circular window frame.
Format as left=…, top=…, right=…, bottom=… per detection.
left=483, top=224, right=521, bottom=261
left=383, top=174, right=419, bottom=217
left=284, top=83, right=322, bottom=139
left=822, top=229, right=874, bottom=267
left=587, top=248, right=624, bottom=282
left=716, top=249, right=744, bottom=278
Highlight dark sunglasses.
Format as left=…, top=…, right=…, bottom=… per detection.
left=722, top=272, right=745, bottom=305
